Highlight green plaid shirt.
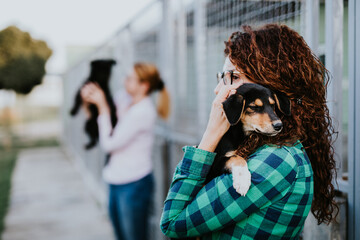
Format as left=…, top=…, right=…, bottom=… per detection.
left=160, top=142, right=313, bottom=239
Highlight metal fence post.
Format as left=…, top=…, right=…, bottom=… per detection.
left=304, top=0, right=319, bottom=55
left=348, top=0, right=360, bottom=239
left=159, top=0, right=175, bottom=207
left=160, top=0, right=175, bottom=131
left=177, top=0, right=187, bottom=100
left=353, top=1, right=360, bottom=238
left=195, top=0, right=208, bottom=136
left=160, top=0, right=174, bottom=96
left=325, top=0, right=344, bottom=182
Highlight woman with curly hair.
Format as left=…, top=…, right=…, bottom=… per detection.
left=160, top=24, right=337, bottom=239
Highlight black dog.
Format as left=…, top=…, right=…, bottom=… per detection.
left=70, top=59, right=118, bottom=149
left=205, top=83, right=291, bottom=195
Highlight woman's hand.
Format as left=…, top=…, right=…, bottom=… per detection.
left=80, top=83, right=110, bottom=115
left=198, top=85, right=239, bottom=152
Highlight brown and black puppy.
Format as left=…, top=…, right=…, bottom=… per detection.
left=205, top=83, right=291, bottom=195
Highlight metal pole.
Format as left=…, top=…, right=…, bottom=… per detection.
left=325, top=0, right=344, bottom=185
left=355, top=1, right=360, bottom=237
left=160, top=0, right=175, bottom=125
left=347, top=0, right=356, bottom=238
left=177, top=0, right=187, bottom=99
left=160, top=0, right=175, bottom=213
left=194, top=0, right=208, bottom=135
left=304, top=0, right=319, bottom=55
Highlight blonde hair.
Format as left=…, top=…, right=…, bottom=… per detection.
left=133, top=62, right=170, bottom=120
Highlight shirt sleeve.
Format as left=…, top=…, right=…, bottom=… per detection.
left=97, top=109, right=155, bottom=153
left=160, top=146, right=297, bottom=238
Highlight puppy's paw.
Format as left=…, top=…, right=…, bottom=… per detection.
left=232, top=165, right=251, bottom=196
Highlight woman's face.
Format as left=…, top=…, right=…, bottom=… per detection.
left=214, top=57, right=254, bottom=95
left=124, top=68, right=144, bottom=96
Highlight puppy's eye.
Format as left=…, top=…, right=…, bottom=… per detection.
left=249, top=106, right=262, bottom=111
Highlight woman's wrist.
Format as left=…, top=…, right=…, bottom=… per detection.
left=97, top=101, right=110, bottom=115
left=198, top=129, right=223, bottom=152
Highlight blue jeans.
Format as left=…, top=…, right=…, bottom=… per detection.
left=108, top=174, right=154, bottom=240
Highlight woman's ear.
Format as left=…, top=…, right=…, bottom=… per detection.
left=222, top=94, right=245, bottom=125
left=274, top=92, right=291, bottom=116
left=140, top=81, right=151, bottom=95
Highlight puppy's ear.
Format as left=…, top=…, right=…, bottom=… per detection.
left=222, top=94, right=245, bottom=125
left=274, top=92, right=291, bottom=116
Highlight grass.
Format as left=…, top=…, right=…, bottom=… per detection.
left=0, top=134, right=59, bottom=238
left=0, top=149, right=17, bottom=238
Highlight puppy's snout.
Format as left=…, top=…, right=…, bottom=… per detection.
left=272, top=122, right=283, bottom=131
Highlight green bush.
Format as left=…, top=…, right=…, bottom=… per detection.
left=0, top=26, right=52, bottom=94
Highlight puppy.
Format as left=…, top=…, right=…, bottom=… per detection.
left=70, top=59, right=118, bottom=149
left=205, top=83, right=291, bottom=196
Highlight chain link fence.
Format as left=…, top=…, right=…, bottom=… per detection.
left=63, top=1, right=308, bottom=239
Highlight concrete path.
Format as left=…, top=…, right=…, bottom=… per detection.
left=1, top=147, right=114, bottom=240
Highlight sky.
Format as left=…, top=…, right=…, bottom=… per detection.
left=0, top=0, right=153, bottom=74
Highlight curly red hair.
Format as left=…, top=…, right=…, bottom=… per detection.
left=225, top=24, right=338, bottom=224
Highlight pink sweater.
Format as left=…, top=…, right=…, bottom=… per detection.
left=97, top=91, right=156, bottom=184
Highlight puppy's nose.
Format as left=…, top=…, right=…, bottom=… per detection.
left=272, top=122, right=283, bottom=131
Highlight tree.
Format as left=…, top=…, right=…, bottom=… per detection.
left=0, top=26, right=52, bottom=94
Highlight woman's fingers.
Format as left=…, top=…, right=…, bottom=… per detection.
left=81, top=83, right=97, bottom=103
left=210, top=86, right=238, bottom=123
left=198, top=85, right=239, bottom=151
left=81, top=82, right=107, bottom=108
left=83, top=83, right=97, bottom=93
left=81, top=83, right=99, bottom=97
left=214, top=85, right=239, bottom=104
left=80, top=86, right=88, bottom=99
left=80, top=86, right=91, bottom=99
left=93, top=82, right=101, bottom=89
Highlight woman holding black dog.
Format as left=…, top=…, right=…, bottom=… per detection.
left=161, top=24, right=337, bottom=239
left=81, top=62, right=170, bottom=240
